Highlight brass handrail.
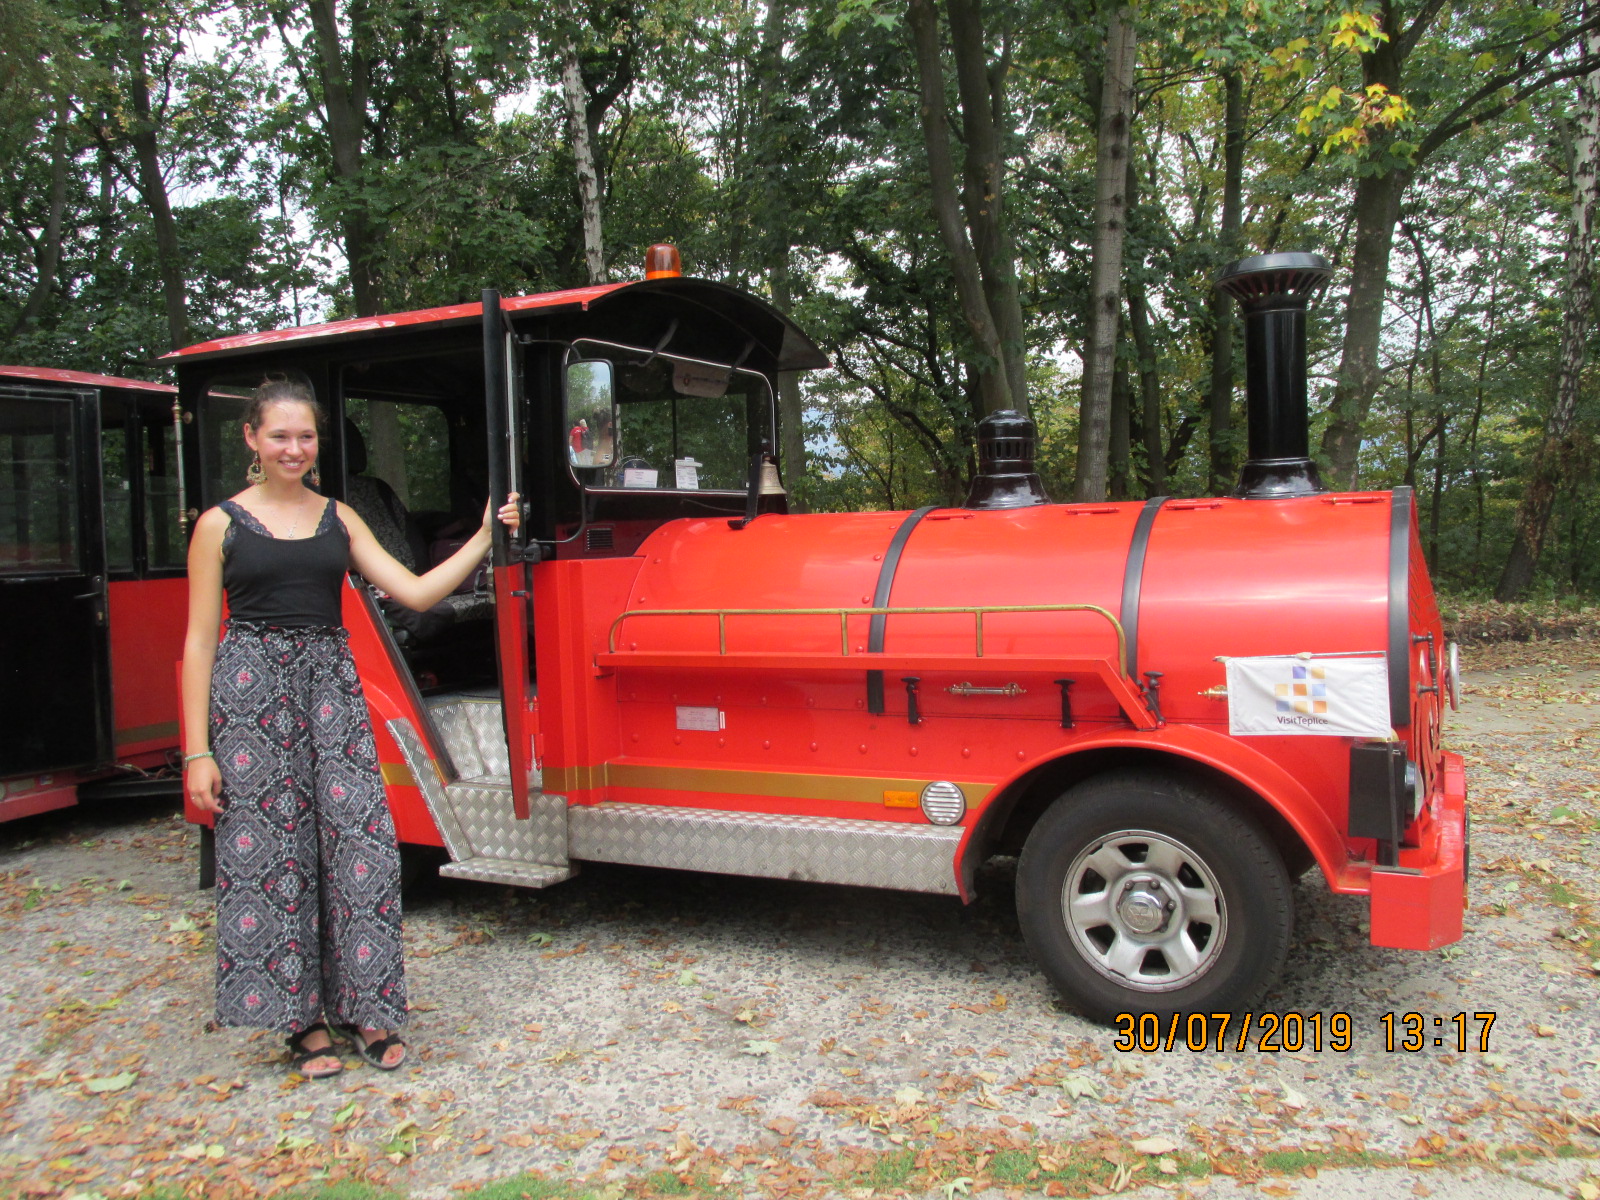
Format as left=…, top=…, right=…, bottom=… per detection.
left=607, top=603, right=1128, bottom=669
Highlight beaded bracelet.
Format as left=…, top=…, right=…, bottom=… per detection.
left=183, top=750, right=214, bottom=763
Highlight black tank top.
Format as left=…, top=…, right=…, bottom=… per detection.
left=220, top=498, right=349, bottom=627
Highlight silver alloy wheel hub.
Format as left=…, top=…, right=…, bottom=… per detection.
left=1116, top=879, right=1172, bottom=934
left=1060, top=829, right=1227, bottom=993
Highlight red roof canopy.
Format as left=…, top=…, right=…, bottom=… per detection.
left=0, top=365, right=175, bottom=393
left=161, top=283, right=628, bottom=363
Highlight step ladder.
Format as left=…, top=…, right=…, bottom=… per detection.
left=387, top=691, right=573, bottom=889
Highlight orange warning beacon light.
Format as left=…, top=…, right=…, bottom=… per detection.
left=645, top=243, right=682, bottom=279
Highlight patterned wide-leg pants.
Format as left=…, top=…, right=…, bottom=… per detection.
left=209, top=621, right=407, bottom=1034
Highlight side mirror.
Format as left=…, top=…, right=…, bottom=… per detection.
left=565, top=360, right=615, bottom=467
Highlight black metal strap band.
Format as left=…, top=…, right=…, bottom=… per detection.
left=1119, top=497, right=1168, bottom=679
left=1388, top=487, right=1413, bottom=728
left=867, top=505, right=938, bottom=714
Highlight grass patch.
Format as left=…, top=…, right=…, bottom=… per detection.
left=986, top=1149, right=1036, bottom=1184
left=1258, top=1148, right=1391, bottom=1174
left=453, top=1173, right=584, bottom=1200
left=1496, top=1143, right=1594, bottom=1163
left=860, top=1147, right=916, bottom=1190
left=644, top=1169, right=692, bottom=1195
left=273, top=1184, right=408, bottom=1200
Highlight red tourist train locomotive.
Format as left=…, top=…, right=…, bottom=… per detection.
left=1, top=367, right=186, bottom=821
left=166, top=249, right=1466, bottom=1020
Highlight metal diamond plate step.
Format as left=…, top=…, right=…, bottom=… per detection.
left=568, top=803, right=962, bottom=895
left=387, top=718, right=570, bottom=887
left=443, top=777, right=568, bottom=864
left=439, top=858, right=574, bottom=888
left=425, top=693, right=512, bottom=780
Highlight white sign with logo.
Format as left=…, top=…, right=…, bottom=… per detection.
left=1225, top=654, right=1392, bottom=738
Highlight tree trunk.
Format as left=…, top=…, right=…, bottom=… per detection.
left=1108, top=350, right=1130, bottom=500
left=562, top=31, right=606, bottom=285
left=1317, top=27, right=1408, bottom=489
left=771, top=259, right=808, bottom=510
left=1074, top=1, right=1136, bottom=501
left=758, top=0, right=806, bottom=507
left=121, top=0, right=190, bottom=348
left=1126, top=276, right=1164, bottom=495
left=1206, top=67, right=1243, bottom=494
left=1496, top=19, right=1600, bottom=599
left=906, top=0, right=1013, bottom=415
left=945, top=0, right=1026, bottom=413
left=12, top=92, right=70, bottom=334
left=304, top=0, right=380, bottom=315
left=1318, top=165, right=1406, bottom=488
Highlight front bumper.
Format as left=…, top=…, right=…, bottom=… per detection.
left=1368, top=752, right=1467, bottom=950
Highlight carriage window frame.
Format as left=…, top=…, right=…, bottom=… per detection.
left=563, top=339, right=775, bottom=496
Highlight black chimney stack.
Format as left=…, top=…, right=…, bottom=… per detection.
left=965, top=408, right=1050, bottom=509
left=1214, top=251, right=1333, bottom=499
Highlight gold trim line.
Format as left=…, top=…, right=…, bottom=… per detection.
left=546, top=761, right=993, bottom=806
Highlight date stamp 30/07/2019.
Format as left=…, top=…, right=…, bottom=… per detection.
left=1112, top=1011, right=1498, bottom=1054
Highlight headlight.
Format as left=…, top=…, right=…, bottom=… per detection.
left=1446, top=641, right=1461, bottom=712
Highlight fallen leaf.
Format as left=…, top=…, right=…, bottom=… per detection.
left=741, top=1040, right=780, bottom=1057
left=1157, top=1158, right=1178, bottom=1175
left=1061, top=1074, right=1100, bottom=1100
left=765, top=1116, right=797, bottom=1136
left=1130, top=1137, right=1179, bottom=1155
left=82, top=1072, right=138, bottom=1094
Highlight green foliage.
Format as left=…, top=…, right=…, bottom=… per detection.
left=0, top=0, right=1595, bottom=593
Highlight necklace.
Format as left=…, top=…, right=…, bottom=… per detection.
left=284, top=491, right=311, bottom=538
left=260, top=486, right=312, bottom=538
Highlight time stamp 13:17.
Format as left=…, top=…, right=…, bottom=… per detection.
left=1112, top=1012, right=1498, bottom=1054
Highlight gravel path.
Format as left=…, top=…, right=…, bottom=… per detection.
left=0, top=643, right=1596, bottom=1199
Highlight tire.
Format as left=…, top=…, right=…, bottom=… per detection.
left=1015, top=771, right=1292, bottom=1024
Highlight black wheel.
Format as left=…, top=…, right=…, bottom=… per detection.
left=1015, top=771, right=1292, bottom=1024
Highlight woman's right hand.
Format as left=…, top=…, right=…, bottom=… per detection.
left=187, top=756, right=224, bottom=815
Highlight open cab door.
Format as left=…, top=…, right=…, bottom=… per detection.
left=483, top=290, right=537, bottom=819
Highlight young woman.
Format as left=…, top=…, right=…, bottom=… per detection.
left=181, top=378, right=520, bottom=1079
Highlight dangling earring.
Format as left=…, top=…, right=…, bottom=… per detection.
left=307, top=464, right=321, bottom=488
left=246, top=452, right=264, bottom=486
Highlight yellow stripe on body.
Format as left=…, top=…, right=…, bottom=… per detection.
left=547, top=761, right=994, bottom=807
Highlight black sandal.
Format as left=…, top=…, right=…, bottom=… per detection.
left=286, top=1021, right=344, bottom=1079
left=333, top=1022, right=407, bottom=1070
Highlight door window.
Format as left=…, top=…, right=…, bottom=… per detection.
left=0, top=398, right=80, bottom=574
left=143, top=412, right=184, bottom=569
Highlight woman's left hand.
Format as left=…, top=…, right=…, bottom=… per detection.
left=484, top=492, right=521, bottom=532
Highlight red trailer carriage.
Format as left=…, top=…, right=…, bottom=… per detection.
left=0, top=367, right=187, bottom=821
left=167, top=251, right=1466, bottom=1020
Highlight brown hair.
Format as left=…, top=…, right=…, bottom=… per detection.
left=247, top=375, right=324, bottom=431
